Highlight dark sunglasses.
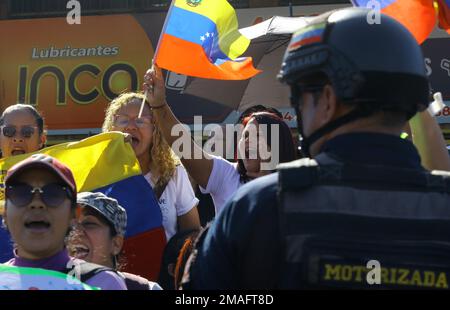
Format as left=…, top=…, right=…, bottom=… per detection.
left=6, top=182, right=73, bottom=208
left=1, top=126, right=38, bottom=138
left=291, top=84, right=325, bottom=108
left=298, top=84, right=325, bottom=95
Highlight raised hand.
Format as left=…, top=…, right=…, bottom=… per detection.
left=143, top=64, right=167, bottom=108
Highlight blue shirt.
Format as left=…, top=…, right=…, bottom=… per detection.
left=187, top=133, right=424, bottom=289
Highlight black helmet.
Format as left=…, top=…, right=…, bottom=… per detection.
left=278, top=8, right=430, bottom=157
left=278, top=7, right=429, bottom=116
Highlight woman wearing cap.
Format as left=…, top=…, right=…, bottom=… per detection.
left=143, top=66, right=297, bottom=214
left=68, top=191, right=162, bottom=290
left=1, top=154, right=127, bottom=290
left=102, top=92, right=201, bottom=241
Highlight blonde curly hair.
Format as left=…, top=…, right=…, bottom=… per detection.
left=102, top=92, right=179, bottom=187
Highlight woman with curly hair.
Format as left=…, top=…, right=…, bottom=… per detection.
left=102, top=92, right=200, bottom=241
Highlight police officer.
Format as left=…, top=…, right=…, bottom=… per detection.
left=182, top=8, right=450, bottom=289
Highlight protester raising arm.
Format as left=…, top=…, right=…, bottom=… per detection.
left=143, top=66, right=297, bottom=214
left=409, top=110, right=450, bottom=171
left=143, top=66, right=213, bottom=189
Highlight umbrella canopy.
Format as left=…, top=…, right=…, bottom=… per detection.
left=238, top=36, right=291, bottom=113
left=165, top=34, right=292, bottom=125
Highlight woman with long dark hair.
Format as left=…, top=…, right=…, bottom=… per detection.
left=143, top=66, right=297, bottom=214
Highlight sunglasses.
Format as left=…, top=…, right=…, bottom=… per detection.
left=6, top=182, right=73, bottom=208
left=291, top=84, right=325, bottom=108
left=113, top=115, right=151, bottom=128
left=298, top=84, right=325, bottom=95
left=1, top=126, right=38, bottom=138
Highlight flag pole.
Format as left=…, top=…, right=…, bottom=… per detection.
left=139, top=1, right=175, bottom=117
left=139, top=90, right=148, bottom=118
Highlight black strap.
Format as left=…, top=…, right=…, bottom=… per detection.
left=62, top=261, right=114, bottom=283
left=300, top=108, right=371, bottom=157
left=119, top=272, right=151, bottom=290
left=277, top=159, right=450, bottom=242
left=153, top=178, right=170, bottom=200
left=279, top=160, right=450, bottom=194
left=124, top=277, right=150, bottom=290
left=153, top=164, right=180, bottom=200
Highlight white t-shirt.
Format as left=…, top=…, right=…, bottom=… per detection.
left=144, top=165, right=199, bottom=241
left=199, top=155, right=243, bottom=214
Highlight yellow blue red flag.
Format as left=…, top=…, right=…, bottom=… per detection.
left=155, top=0, right=260, bottom=80
left=0, top=132, right=165, bottom=280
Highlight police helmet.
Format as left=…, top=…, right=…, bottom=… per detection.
left=278, top=8, right=430, bottom=118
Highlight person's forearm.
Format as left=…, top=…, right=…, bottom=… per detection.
left=410, top=111, right=450, bottom=171
left=152, top=101, right=185, bottom=147
left=151, top=102, right=213, bottom=188
left=145, top=66, right=214, bottom=187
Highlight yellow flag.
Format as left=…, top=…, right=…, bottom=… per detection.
left=0, top=132, right=141, bottom=213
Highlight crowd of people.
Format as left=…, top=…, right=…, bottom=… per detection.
left=1, top=7, right=450, bottom=290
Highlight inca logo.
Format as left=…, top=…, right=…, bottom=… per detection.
left=187, top=0, right=202, bottom=7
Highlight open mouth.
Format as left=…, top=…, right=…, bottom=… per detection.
left=131, top=136, right=140, bottom=148
left=73, top=244, right=90, bottom=260
left=11, top=149, right=26, bottom=156
left=24, top=220, right=51, bottom=233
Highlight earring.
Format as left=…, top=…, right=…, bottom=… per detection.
left=2, top=218, right=8, bottom=231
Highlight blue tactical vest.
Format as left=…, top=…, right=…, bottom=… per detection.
left=277, top=153, right=450, bottom=289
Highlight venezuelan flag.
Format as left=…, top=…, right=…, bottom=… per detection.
left=287, top=23, right=326, bottom=53
left=0, top=133, right=165, bottom=280
left=437, top=0, right=450, bottom=33
left=351, top=0, right=437, bottom=44
left=155, top=0, right=260, bottom=80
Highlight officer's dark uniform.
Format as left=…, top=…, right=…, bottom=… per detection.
left=183, top=8, right=450, bottom=289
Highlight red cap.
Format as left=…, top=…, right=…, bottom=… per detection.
left=5, top=154, right=77, bottom=198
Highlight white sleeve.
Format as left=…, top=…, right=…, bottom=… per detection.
left=175, top=165, right=199, bottom=217
left=200, top=156, right=238, bottom=196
